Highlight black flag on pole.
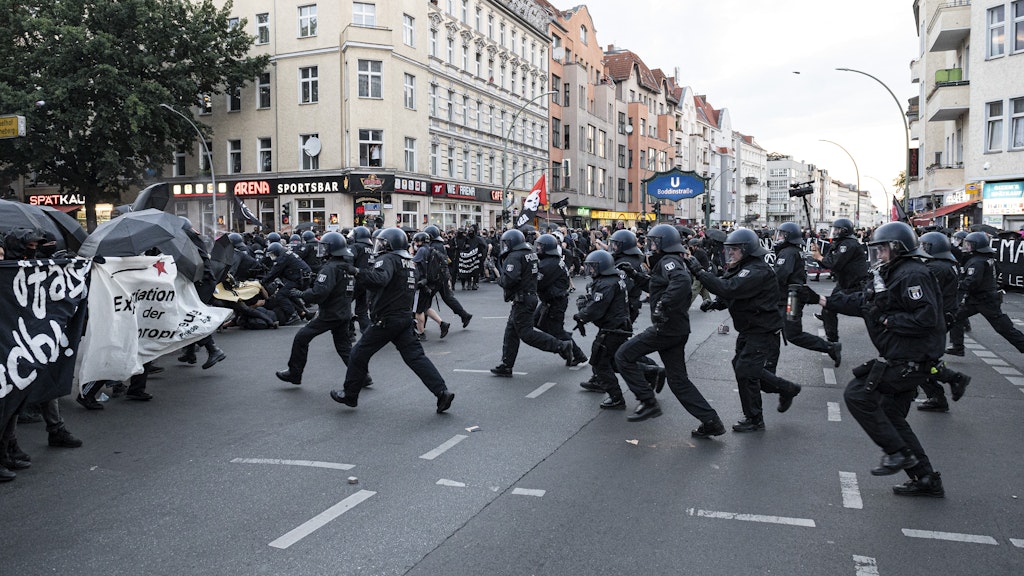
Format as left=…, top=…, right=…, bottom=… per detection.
left=234, top=196, right=263, bottom=228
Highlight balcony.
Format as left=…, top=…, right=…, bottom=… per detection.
left=909, top=58, right=921, bottom=84
left=744, top=194, right=759, bottom=204
left=744, top=176, right=759, bottom=186
left=925, top=163, right=965, bottom=190
left=927, top=1, right=971, bottom=53
left=926, top=76, right=970, bottom=122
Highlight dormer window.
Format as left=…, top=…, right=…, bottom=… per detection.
left=579, top=25, right=587, bottom=44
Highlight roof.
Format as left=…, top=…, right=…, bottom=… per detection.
left=693, top=94, right=720, bottom=127
left=603, top=50, right=660, bottom=92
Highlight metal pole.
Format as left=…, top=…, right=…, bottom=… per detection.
left=503, top=90, right=557, bottom=228
left=819, top=139, right=860, bottom=227
left=161, top=103, right=217, bottom=236
left=835, top=68, right=910, bottom=202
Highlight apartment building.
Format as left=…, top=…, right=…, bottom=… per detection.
left=734, top=132, right=768, bottom=228
left=909, top=0, right=1024, bottom=230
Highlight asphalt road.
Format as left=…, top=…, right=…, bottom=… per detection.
left=2, top=276, right=1023, bottom=576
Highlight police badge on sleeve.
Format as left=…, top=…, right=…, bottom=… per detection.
left=908, top=285, right=923, bottom=300
left=839, top=245, right=848, bottom=253
left=664, top=261, right=676, bottom=271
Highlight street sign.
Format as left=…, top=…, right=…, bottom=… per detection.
left=643, top=168, right=706, bottom=201
left=0, top=115, right=26, bottom=139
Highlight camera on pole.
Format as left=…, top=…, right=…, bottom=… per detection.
left=788, top=181, right=814, bottom=198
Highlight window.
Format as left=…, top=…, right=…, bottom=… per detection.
left=430, top=29, right=437, bottom=57
left=460, top=0, right=468, bottom=23
left=476, top=100, right=482, bottom=130
left=227, top=140, right=242, bottom=174
left=447, top=38, right=454, bottom=65
left=551, top=75, right=560, bottom=103
left=462, top=43, right=469, bottom=70
left=429, top=84, right=437, bottom=116
left=447, top=146, right=455, bottom=176
left=353, top=2, right=375, bottom=27
left=173, top=147, right=186, bottom=177
left=598, top=168, right=606, bottom=196
left=499, top=65, right=505, bottom=89
left=618, top=145, right=626, bottom=168
left=403, top=73, right=416, bottom=109
left=586, top=165, right=595, bottom=195
left=563, top=123, right=570, bottom=149
left=297, top=198, right=326, bottom=229
left=499, top=21, right=505, bottom=46
left=989, top=5, right=1006, bottom=58
left=447, top=90, right=453, bottom=121
left=563, top=82, right=570, bottom=107
left=403, top=14, right=415, bottom=46
left=228, top=17, right=240, bottom=29
left=256, top=13, right=270, bottom=44
left=300, top=134, right=319, bottom=170
left=258, top=72, right=271, bottom=108
left=476, top=153, right=483, bottom=182
left=597, top=130, right=606, bottom=158
left=299, top=66, right=318, bottom=103
left=551, top=161, right=561, bottom=190
left=200, top=141, right=212, bottom=173
left=617, top=178, right=626, bottom=202
left=475, top=52, right=482, bottom=77
left=512, top=30, right=517, bottom=55
left=579, top=25, right=587, bottom=44
left=227, top=87, right=241, bottom=112
left=552, top=118, right=561, bottom=149
left=1015, top=1, right=1024, bottom=53
left=487, top=14, right=494, bottom=39
left=462, top=95, right=468, bottom=124
left=359, top=129, right=383, bottom=167
left=586, top=125, right=595, bottom=154
left=358, top=60, right=382, bottom=98
left=404, top=137, right=416, bottom=172
left=258, top=138, right=272, bottom=172
left=430, top=144, right=438, bottom=176
left=987, top=100, right=1005, bottom=152
left=298, top=5, right=317, bottom=37
left=1011, top=97, right=1024, bottom=150
left=463, top=149, right=470, bottom=180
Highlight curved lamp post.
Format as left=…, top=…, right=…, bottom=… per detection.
left=502, top=90, right=557, bottom=227
left=819, top=139, right=861, bottom=227
left=160, top=103, right=218, bottom=234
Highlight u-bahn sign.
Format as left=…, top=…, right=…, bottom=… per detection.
left=643, top=168, right=706, bottom=202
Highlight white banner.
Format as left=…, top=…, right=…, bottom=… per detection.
left=76, top=256, right=231, bottom=383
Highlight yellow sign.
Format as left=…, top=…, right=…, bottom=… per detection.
left=0, top=115, right=26, bottom=139
left=589, top=210, right=655, bottom=221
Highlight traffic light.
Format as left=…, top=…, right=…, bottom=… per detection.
left=282, top=204, right=290, bottom=225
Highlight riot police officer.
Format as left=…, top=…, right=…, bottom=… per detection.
left=574, top=250, right=632, bottom=409
left=771, top=222, right=841, bottom=367
left=276, top=232, right=369, bottom=386
left=348, top=226, right=374, bottom=335
left=296, top=230, right=322, bottom=273
left=261, top=241, right=312, bottom=324
left=948, top=231, right=1024, bottom=355
left=425, top=224, right=473, bottom=328
left=330, top=228, right=454, bottom=413
left=800, top=221, right=944, bottom=496
left=688, top=228, right=803, bottom=432
left=809, top=218, right=870, bottom=343
left=618, top=225, right=725, bottom=436
left=535, top=234, right=587, bottom=365
left=491, top=229, right=574, bottom=376
left=227, top=232, right=257, bottom=282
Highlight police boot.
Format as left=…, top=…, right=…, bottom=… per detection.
left=202, top=346, right=227, bottom=369
left=732, top=417, right=765, bottom=433
left=827, top=342, right=842, bottom=368
left=330, top=389, right=358, bottom=407
left=626, top=400, right=662, bottom=422
left=460, top=313, right=473, bottom=328
left=644, top=367, right=667, bottom=394
left=0, top=439, right=30, bottom=470
left=579, top=378, right=604, bottom=392
left=691, top=417, right=726, bottom=439
left=871, top=449, right=919, bottom=476
left=7, top=439, right=30, bottom=463
left=48, top=427, right=83, bottom=448
left=944, top=345, right=965, bottom=356
left=490, top=364, right=513, bottom=377
left=178, top=344, right=198, bottom=364
left=778, top=384, right=802, bottom=413
left=893, top=471, right=944, bottom=498
left=917, top=396, right=949, bottom=412
left=275, top=369, right=302, bottom=385
left=600, top=394, right=626, bottom=410
left=436, top=390, right=455, bottom=414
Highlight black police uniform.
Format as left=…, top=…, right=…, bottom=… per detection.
left=350, top=240, right=373, bottom=334
left=771, top=241, right=833, bottom=362
left=950, top=251, right=1024, bottom=352
left=429, top=237, right=472, bottom=325
left=335, top=250, right=451, bottom=405
left=818, top=235, right=870, bottom=342
left=696, top=255, right=801, bottom=426
left=296, top=241, right=322, bottom=273
left=497, top=246, right=572, bottom=368
left=575, top=271, right=631, bottom=402
left=618, top=252, right=721, bottom=425
left=614, top=252, right=647, bottom=323
left=282, top=259, right=357, bottom=383
left=262, top=251, right=312, bottom=322
left=536, top=253, right=586, bottom=362
left=919, top=257, right=969, bottom=408
left=826, top=257, right=943, bottom=480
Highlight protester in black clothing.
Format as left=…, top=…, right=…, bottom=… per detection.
left=348, top=226, right=374, bottom=335
left=534, top=234, right=587, bottom=364
left=491, top=229, right=574, bottom=376
left=810, top=218, right=870, bottom=343
left=227, top=233, right=258, bottom=282
left=948, top=231, right=1024, bottom=355
left=457, top=224, right=487, bottom=290
left=424, top=225, right=472, bottom=327
left=330, top=228, right=454, bottom=413
left=174, top=219, right=227, bottom=375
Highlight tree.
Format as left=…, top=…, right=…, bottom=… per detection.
left=0, top=0, right=269, bottom=230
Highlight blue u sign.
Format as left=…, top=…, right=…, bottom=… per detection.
left=643, top=169, right=706, bottom=201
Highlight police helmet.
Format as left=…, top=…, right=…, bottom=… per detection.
left=289, top=234, right=302, bottom=245
left=953, top=230, right=968, bottom=240
left=583, top=249, right=617, bottom=276
left=412, top=232, right=431, bottom=245
left=609, top=229, right=642, bottom=256
left=646, top=224, right=685, bottom=254
left=830, top=218, right=854, bottom=239
left=267, top=242, right=286, bottom=258
left=724, top=228, right=768, bottom=259
left=868, top=222, right=930, bottom=266
left=320, top=232, right=352, bottom=258
left=774, top=222, right=803, bottom=246
left=963, top=231, right=994, bottom=254
left=374, top=227, right=411, bottom=258
left=228, top=232, right=245, bottom=248
left=267, top=232, right=282, bottom=243
left=302, top=230, right=316, bottom=243
left=500, top=229, right=531, bottom=255
left=676, top=226, right=695, bottom=240
left=423, top=225, right=442, bottom=241
left=919, top=231, right=956, bottom=262
left=351, top=226, right=373, bottom=245
left=535, top=234, right=561, bottom=256
left=519, top=224, right=538, bottom=244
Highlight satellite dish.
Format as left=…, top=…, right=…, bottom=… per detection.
left=625, top=125, right=633, bottom=135
left=302, top=136, right=321, bottom=157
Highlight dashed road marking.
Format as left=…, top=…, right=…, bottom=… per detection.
left=901, top=528, right=998, bottom=545
left=512, top=488, right=546, bottom=497
left=981, top=357, right=1010, bottom=366
left=269, top=490, right=375, bottom=549
left=437, top=479, right=466, bottom=487
left=420, top=435, right=468, bottom=460
left=1005, top=377, right=1024, bottom=386
left=972, top=350, right=997, bottom=358
left=824, top=368, right=837, bottom=385
left=839, top=472, right=863, bottom=509
left=231, top=458, right=354, bottom=470
left=453, top=368, right=529, bottom=375
left=828, top=402, right=841, bottom=422
left=526, top=382, right=557, bottom=398
left=993, top=366, right=1022, bottom=376
left=853, top=555, right=879, bottom=575
left=1010, top=538, right=1024, bottom=548
left=964, top=343, right=985, bottom=349
left=687, top=508, right=816, bottom=528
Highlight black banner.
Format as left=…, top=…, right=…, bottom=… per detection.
left=994, top=237, right=1024, bottom=291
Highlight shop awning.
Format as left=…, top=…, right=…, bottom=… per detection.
left=53, top=205, right=83, bottom=213
left=912, top=199, right=979, bottom=224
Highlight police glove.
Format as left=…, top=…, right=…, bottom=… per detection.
left=796, top=285, right=820, bottom=305
left=615, top=261, right=637, bottom=278
left=652, top=302, right=667, bottom=324
left=341, top=263, right=359, bottom=275
left=944, top=311, right=958, bottom=327
left=288, top=288, right=303, bottom=299
left=575, top=294, right=589, bottom=310
left=682, top=255, right=704, bottom=276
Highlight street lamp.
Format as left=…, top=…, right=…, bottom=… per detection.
left=835, top=68, right=911, bottom=202
left=819, top=139, right=861, bottom=227
left=160, top=103, right=219, bottom=235
left=502, top=90, right=557, bottom=227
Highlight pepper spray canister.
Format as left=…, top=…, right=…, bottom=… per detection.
left=786, top=284, right=804, bottom=321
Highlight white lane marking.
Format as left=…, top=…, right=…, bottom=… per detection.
left=963, top=343, right=985, bottom=349
left=512, top=488, right=546, bottom=497
left=823, top=368, right=837, bottom=385
left=437, top=479, right=466, bottom=487
left=526, top=382, right=557, bottom=398
left=419, top=434, right=468, bottom=460
left=687, top=508, right=816, bottom=528
left=982, top=357, right=1010, bottom=366
left=1004, top=377, right=1024, bottom=386
left=993, top=366, right=1022, bottom=376
left=231, top=458, right=354, bottom=471
left=828, top=402, right=842, bottom=422
left=481, top=316, right=508, bottom=319
left=1010, top=538, right=1024, bottom=548
left=972, top=350, right=997, bottom=358
left=453, top=369, right=529, bottom=375
left=817, top=328, right=826, bottom=338
left=269, top=490, right=375, bottom=549
left=839, top=472, right=863, bottom=509
left=852, top=555, right=879, bottom=576
left=901, top=529, right=998, bottom=545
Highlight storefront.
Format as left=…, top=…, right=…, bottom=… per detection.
left=428, top=182, right=503, bottom=230
left=26, top=192, right=95, bottom=230
left=981, top=180, right=1024, bottom=231
left=588, top=209, right=655, bottom=230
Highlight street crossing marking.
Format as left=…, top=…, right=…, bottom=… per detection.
left=420, top=434, right=468, bottom=460
left=512, top=488, right=546, bottom=497
left=827, top=402, right=842, bottom=422
left=1010, top=538, right=1024, bottom=548
left=231, top=458, right=354, bottom=471
left=437, top=479, right=466, bottom=487
left=852, top=555, right=879, bottom=576
left=686, top=508, right=816, bottom=528
left=269, top=490, right=376, bottom=549
left=992, top=366, right=1022, bottom=376
left=901, top=529, right=998, bottom=545
left=981, top=357, right=1010, bottom=366
left=1004, top=377, right=1024, bottom=386
left=526, top=382, right=557, bottom=398
left=839, top=472, right=863, bottom=509
left=963, top=343, right=985, bottom=349
left=453, top=369, right=529, bottom=375
left=972, top=350, right=997, bottom=358
left=823, top=368, right=837, bottom=385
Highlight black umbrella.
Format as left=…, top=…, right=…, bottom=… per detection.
left=970, top=223, right=1000, bottom=235
left=0, top=198, right=73, bottom=252
left=131, top=182, right=171, bottom=212
left=293, top=221, right=317, bottom=232
left=155, top=231, right=204, bottom=282
left=207, top=234, right=235, bottom=284
left=38, top=205, right=88, bottom=252
left=79, top=209, right=203, bottom=281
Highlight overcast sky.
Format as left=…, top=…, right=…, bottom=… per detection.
left=564, top=0, right=920, bottom=210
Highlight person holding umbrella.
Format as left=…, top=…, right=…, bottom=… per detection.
left=175, top=218, right=227, bottom=371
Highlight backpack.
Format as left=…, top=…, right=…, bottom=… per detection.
left=425, top=245, right=450, bottom=289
